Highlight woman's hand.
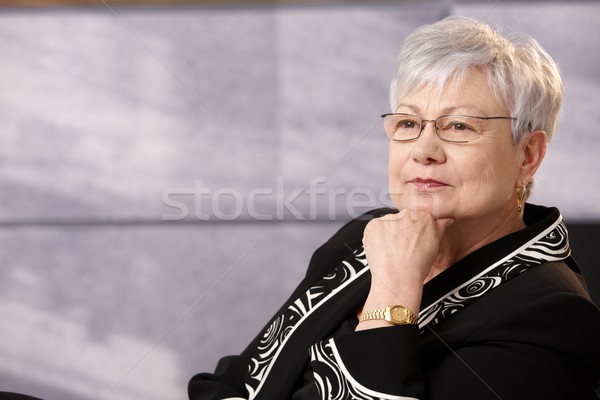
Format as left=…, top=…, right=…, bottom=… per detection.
left=363, top=209, right=454, bottom=285
left=357, top=209, right=454, bottom=330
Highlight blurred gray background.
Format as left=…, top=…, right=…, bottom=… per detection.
left=0, top=1, right=599, bottom=399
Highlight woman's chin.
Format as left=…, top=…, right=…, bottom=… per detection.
left=393, top=196, right=451, bottom=218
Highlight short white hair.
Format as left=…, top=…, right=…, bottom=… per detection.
left=390, top=16, right=563, bottom=144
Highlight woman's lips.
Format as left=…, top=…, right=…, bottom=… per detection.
left=409, top=178, right=448, bottom=189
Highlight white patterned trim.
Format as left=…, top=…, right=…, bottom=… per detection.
left=247, top=256, right=370, bottom=399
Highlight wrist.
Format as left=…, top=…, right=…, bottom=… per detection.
left=356, top=304, right=419, bottom=331
left=364, top=282, right=423, bottom=315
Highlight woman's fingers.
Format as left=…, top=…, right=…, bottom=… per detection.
left=363, top=209, right=447, bottom=285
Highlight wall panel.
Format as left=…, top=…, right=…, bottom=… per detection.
left=0, top=2, right=598, bottom=399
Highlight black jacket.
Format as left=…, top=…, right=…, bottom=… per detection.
left=189, top=204, right=600, bottom=400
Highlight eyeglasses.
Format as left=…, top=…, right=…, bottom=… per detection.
left=381, top=113, right=517, bottom=143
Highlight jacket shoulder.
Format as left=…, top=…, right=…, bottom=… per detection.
left=469, top=261, right=600, bottom=384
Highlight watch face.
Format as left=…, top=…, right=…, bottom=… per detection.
left=390, top=306, right=407, bottom=323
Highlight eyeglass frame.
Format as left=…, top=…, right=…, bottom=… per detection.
left=380, top=113, right=517, bottom=143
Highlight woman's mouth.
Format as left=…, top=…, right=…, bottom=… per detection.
left=409, top=178, right=448, bottom=189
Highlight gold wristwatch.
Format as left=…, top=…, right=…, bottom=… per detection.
left=359, top=305, right=418, bottom=325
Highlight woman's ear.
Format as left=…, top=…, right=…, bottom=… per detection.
left=518, top=130, right=548, bottom=186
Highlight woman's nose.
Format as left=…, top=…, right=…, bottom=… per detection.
left=410, top=122, right=446, bottom=164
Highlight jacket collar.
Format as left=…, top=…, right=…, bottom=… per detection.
left=419, top=203, right=570, bottom=329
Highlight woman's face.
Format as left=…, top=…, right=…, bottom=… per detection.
left=388, top=69, right=525, bottom=222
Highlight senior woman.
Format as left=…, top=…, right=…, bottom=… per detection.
left=189, top=16, right=600, bottom=400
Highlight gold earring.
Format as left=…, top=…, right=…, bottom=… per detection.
left=516, top=185, right=526, bottom=213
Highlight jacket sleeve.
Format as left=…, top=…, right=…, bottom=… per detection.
left=188, top=355, right=250, bottom=400
left=309, top=326, right=423, bottom=400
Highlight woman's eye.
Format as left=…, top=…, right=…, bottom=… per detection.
left=399, top=120, right=418, bottom=129
left=450, top=122, right=474, bottom=131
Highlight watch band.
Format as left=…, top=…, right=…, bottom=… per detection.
left=359, top=305, right=418, bottom=325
